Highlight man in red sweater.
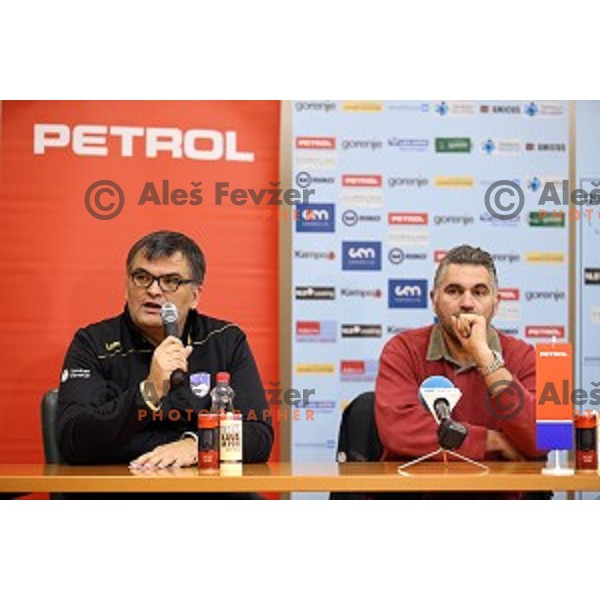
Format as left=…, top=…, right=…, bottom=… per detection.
left=376, top=244, right=540, bottom=464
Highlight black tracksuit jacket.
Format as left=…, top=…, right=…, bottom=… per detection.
left=57, top=308, right=273, bottom=465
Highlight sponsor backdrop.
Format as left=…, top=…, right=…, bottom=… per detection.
left=290, top=100, right=570, bottom=496
left=0, top=101, right=281, bottom=467
left=575, top=101, right=600, bottom=499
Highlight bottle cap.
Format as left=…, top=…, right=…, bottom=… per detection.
left=216, top=372, right=230, bottom=383
left=198, top=413, right=220, bottom=428
left=575, top=412, right=597, bottom=428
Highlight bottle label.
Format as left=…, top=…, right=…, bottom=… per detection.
left=220, top=414, right=242, bottom=462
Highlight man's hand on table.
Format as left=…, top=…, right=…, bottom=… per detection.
left=130, top=438, right=197, bottom=470
left=486, top=430, right=524, bottom=461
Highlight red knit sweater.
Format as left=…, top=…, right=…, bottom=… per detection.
left=375, top=325, right=539, bottom=461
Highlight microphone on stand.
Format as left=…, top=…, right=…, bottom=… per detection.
left=419, top=376, right=467, bottom=450
left=160, top=302, right=187, bottom=387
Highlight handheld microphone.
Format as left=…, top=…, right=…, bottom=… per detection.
left=160, top=302, right=187, bottom=387
left=419, top=376, right=467, bottom=450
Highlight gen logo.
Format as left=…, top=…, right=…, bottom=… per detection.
left=388, top=279, right=428, bottom=308
left=295, top=204, right=335, bottom=233
left=342, top=242, right=382, bottom=271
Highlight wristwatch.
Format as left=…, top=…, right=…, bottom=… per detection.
left=478, top=350, right=505, bottom=377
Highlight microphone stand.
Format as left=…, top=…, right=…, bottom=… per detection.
left=398, top=447, right=489, bottom=476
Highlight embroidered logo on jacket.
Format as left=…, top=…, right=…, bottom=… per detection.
left=190, top=372, right=211, bottom=398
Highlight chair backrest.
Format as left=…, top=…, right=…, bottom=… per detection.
left=41, top=388, right=65, bottom=464
left=335, top=391, right=383, bottom=463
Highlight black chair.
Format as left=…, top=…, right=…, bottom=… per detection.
left=330, top=391, right=382, bottom=500
left=41, top=388, right=65, bottom=464
left=40, top=388, right=67, bottom=500
left=330, top=391, right=552, bottom=500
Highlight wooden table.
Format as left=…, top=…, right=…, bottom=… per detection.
left=1, top=462, right=599, bottom=494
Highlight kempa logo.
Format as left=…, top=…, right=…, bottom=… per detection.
left=341, top=139, right=383, bottom=151
left=340, top=288, right=382, bottom=299
left=433, top=215, right=474, bottom=226
left=295, top=172, right=335, bottom=188
left=34, top=124, right=255, bottom=162
left=295, top=286, right=335, bottom=300
left=341, top=324, right=383, bottom=338
left=525, top=290, right=566, bottom=301
left=294, top=101, right=336, bottom=112
left=387, top=325, right=410, bottom=335
left=435, top=137, right=471, bottom=153
left=294, top=250, right=335, bottom=260
left=341, top=210, right=381, bottom=226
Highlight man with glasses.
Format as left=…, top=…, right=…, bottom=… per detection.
left=57, top=230, right=273, bottom=471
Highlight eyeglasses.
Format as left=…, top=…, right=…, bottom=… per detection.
left=130, top=269, right=195, bottom=293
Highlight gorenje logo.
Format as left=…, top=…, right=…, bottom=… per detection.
left=342, top=242, right=382, bottom=270
left=296, top=204, right=335, bottom=233
left=341, top=139, right=383, bottom=151
left=294, top=101, right=336, bottom=112
left=433, top=215, right=474, bottom=226
left=33, top=124, right=255, bottom=162
left=295, top=286, right=335, bottom=300
left=525, top=290, right=566, bottom=302
left=388, top=279, right=428, bottom=309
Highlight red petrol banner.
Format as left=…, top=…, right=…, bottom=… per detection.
left=0, top=100, right=281, bottom=463
left=535, top=343, right=573, bottom=450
